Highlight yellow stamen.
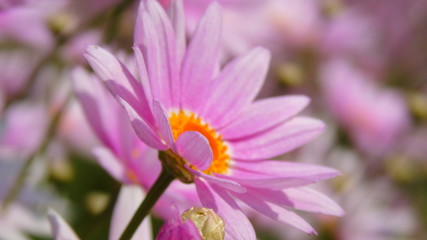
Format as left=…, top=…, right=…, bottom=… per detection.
left=169, top=111, right=230, bottom=175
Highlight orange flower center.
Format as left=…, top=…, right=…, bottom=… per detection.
left=169, top=111, right=230, bottom=175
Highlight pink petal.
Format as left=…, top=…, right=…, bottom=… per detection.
left=233, top=160, right=340, bottom=179
left=132, top=46, right=152, bottom=111
left=221, top=160, right=340, bottom=190
left=157, top=218, right=201, bottom=240
left=222, top=173, right=315, bottom=190
left=167, top=0, right=186, bottom=61
left=175, top=131, right=213, bottom=170
left=189, top=169, right=246, bottom=193
left=92, top=147, right=127, bottom=183
left=109, top=186, right=152, bottom=240
left=195, top=179, right=256, bottom=240
left=119, top=98, right=167, bottom=150
left=153, top=99, right=175, bottom=149
left=127, top=144, right=162, bottom=188
left=180, top=3, right=222, bottom=113
left=200, top=47, right=271, bottom=128
left=135, top=0, right=178, bottom=108
left=231, top=191, right=316, bottom=234
left=84, top=45, right=153, bottom=124
left=134, top=1, right=147, bottom=45
left=0, top=101, right=48, bottom=157
left=282, top=188, right=344, bottom=216
left=72, top=66, right=146, bottom=148
left=0, top=5, right=55, bottom=50
left=239, top=186, right=343, bottom=216
left=231, top=117, right=325, bottom=160
left=48, top=209, right=80, bottom=240
left=219, top=95, right=310, bottom=139
left=71, top=67, right=123, bottom=154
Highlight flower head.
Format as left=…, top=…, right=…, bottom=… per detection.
left=85, top=0, right=343, bottom=238
left=321, top=60, right=409, bottom=156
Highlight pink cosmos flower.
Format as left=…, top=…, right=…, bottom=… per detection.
left=48, top=185, right=152, bottom=240
left=85, top=0, right=343, bottom=238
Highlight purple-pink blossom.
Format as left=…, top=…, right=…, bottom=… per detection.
left=84, top=0, right=343, bottom=238
left=321, top=60, right=409, bottom=156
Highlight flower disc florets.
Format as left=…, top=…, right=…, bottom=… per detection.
left=169, top=111, right=230, bottom=175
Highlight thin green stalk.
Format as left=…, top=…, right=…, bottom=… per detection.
left=1, top=93, right=72, bottom=211
left=119, top=168, right=174, bottom=240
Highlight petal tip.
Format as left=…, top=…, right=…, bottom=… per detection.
left=335, top=207, right=346, bottom=217
left=85, top=44, right=101, bottom=55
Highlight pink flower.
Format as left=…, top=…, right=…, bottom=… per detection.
left=0, top=49, right=43, bottom=103
left=85, top=0, right=343, bottom=238
left=0, top=101, right=48, bottom=159
left=0, top=0, right=66, bottom=50
left=320, top=9, right=378, bottom=60
left=321, top=60, right=409, bottom=156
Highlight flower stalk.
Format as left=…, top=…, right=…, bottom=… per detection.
left=119, top=162, right=175, bottom=240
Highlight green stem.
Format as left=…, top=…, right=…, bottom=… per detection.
left=119, top=168, right=174, bottom=240
left=1, top=93, right=72, bottom=211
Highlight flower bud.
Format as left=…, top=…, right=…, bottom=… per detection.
left=181, top=207, right=225, bottom=240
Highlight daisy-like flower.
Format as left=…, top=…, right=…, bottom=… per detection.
left=85, top=0, right=344, bottom=238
